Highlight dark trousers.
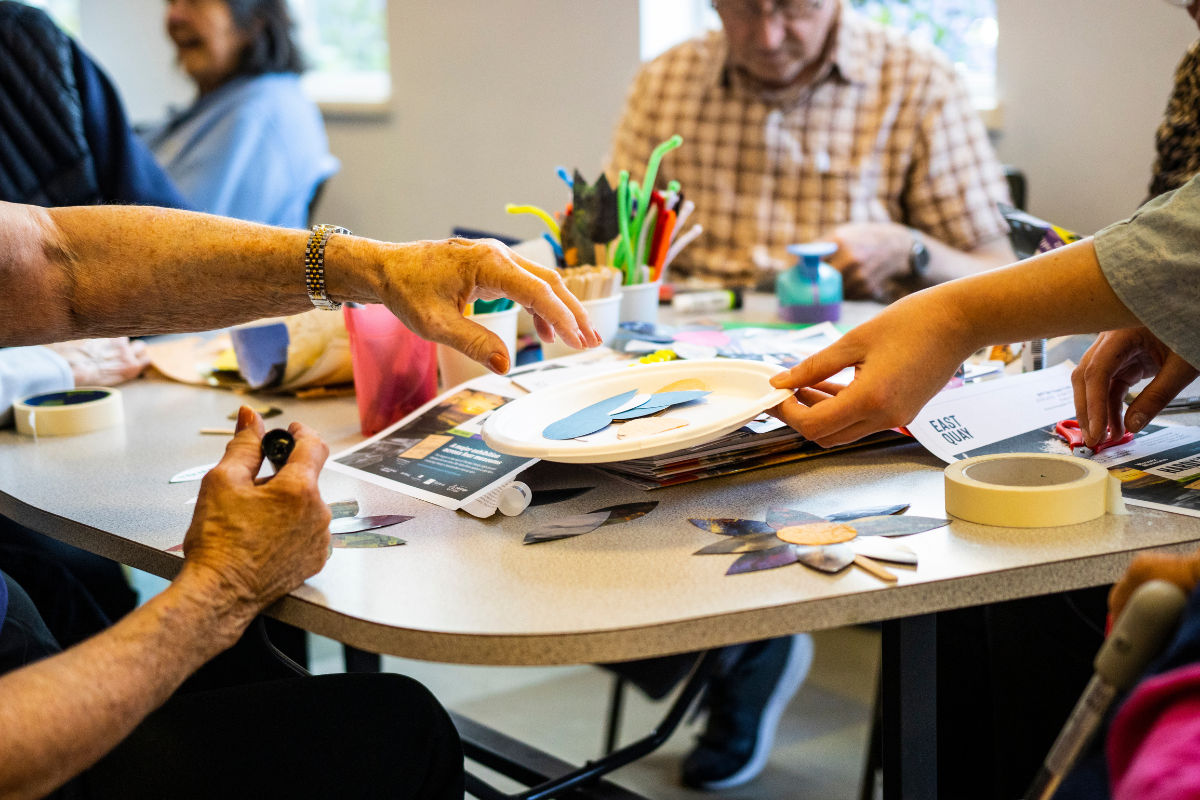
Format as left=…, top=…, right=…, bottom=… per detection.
left=0, top=571, right=463, bottom=800
left=937, top=586, right=1110, bottom=800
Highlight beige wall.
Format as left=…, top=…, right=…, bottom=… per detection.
left=994, top=0, right=1197, bottom=234
left=78, top=0, right=1197, bottom=241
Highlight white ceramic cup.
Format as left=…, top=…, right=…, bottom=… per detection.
left=541, top=293, right=623, bottom=361
left=618, top=279, right=662, bottom=324
left=437, top=306, right=519, bottom=390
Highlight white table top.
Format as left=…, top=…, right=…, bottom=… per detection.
left=3, top=301, right=1199, bottom=666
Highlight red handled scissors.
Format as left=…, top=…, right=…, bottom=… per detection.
left=1055, top=419, right=1134, bottom=457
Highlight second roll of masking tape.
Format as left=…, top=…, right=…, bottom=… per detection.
left=14, top=388, right=124, bottom=437
left=945, top=452, right=1127, bottom=528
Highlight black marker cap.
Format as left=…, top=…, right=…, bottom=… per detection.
left=262, top=429, right=295, bottom=470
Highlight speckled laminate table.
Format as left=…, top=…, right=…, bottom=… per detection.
left=5, top=308, right=1200, bottom=800
left=2, top=346, right=1199, bottom=667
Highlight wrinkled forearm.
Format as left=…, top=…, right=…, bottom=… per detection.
left=0, top=203, right=385, bottom=347
left=0, top=565, right=258, bottom=800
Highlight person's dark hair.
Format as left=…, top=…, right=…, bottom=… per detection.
left=227, top=0, right=305, bottom=76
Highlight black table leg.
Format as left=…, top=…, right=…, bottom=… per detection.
left=882, top=615, right=937, bottom=800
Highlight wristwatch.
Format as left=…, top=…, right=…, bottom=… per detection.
left=908, top=228, right=931, bottom=278
left=305, top=224, right=352, bottom=310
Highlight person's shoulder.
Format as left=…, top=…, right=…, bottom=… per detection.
left=841, top=9, right=956, bottom=84
left=637, top=30, right=722, bottom=84
left=230, top=73, right=313, bottom=112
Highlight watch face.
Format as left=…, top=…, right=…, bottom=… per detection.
left=911, top=240, right=931, bottom=276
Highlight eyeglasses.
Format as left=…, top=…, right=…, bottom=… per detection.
left=712, top=0, right=826, bottom=22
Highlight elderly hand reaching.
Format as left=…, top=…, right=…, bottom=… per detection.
left=329, top=236, right=601, bottom=375
left=46, top=337, right=151, bottom=386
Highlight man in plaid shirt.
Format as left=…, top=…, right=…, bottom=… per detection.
left=604, top=0, right=1016, bottom=791
left=609, top=0, right=1016, bottom=299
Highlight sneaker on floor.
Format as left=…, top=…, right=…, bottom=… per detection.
left=681, top=633, right=814, bottom=791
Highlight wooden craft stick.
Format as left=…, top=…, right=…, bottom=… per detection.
left=853, top=555, right=898, bottom=583
left=594, top=243, right=608, bottom=267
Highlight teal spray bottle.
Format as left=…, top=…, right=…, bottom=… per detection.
left=777, top=243, right=842, bottom=323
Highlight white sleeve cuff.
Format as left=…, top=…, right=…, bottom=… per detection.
left=0, top=346, right=75, bottom=427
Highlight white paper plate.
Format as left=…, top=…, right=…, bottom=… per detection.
left=482, top=359, right=792, bottom=463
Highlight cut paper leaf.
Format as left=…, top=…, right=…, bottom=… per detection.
left=329, top=515, right=414, bottom=535
left=851, top=516, right=950, bottom=538
left=617, top=417, right=689, bottom=439
left=765, top=507, right=827, bottom=531
left=529, top=487, right=594, bottom=507
left=226, top=405, right=282, bottom=420
left=795, top=543, right=854, bottom=574
left=687, top=518, right=776, bottom=536
left=850, top=537, right=917, bottom=565
left=609, top=390, right=710, bottom=420
left=331, top=532, right=406, bottom=548
left=170, top=462, right=218, bottom=484
left=776, top=522, right=858, bottom=546
left=543, top=389, right=637, bottom=440
left=524, top=510, right=611, bottom=544
left=609, top=394, right=652, bottom=416
left=825, top=504, right=911, bottom=523
left=694, top=532, right=781, bottom=555
left=672, top=330, right=731, bottom=348
left=655, top=378, right=708, bottom=393
left=727, top=544, right=800, bottom=575
left=594, top=501, right=658, bottom=527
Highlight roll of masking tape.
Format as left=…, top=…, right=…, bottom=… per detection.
left=945, top=453, right=1111, bottom=528
left=14, top=387, right=124, bottom=437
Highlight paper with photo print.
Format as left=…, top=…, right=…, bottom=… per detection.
left=907, top=363, right=1077, bottom=463
left=327, top=375, right=537, bottom=510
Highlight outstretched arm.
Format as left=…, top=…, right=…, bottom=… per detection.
left=0, top=409, right=329, bottom=800
left=769, top=238, right=1141, bottom=446
left=0, top=202, right=600, bottom=373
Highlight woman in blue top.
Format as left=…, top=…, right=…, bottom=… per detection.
left=143, top=0, right=339, bottom=229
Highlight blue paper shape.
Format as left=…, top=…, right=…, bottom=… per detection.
left=543, top=390, right=637, bottom=440
left=609, top=390, right=711, bottom=421
left=230, top=323, right=289, bottom=389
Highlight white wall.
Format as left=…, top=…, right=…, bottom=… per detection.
left=995, top=0, right=1197, bottom=234
left=321, top=0, right=641, bottom=243
left=75, top=0, right=1197, bottom=241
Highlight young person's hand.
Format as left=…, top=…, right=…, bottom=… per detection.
left=1073, top=327, right=1199, bottom=448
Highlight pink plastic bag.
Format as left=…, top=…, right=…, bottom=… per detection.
left=343, top=304, right=436, bottom=436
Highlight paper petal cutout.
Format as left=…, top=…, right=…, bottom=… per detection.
left=524, top=510, right=612, bottom=543
left=617, top=417, right=689, bottom=439
left=850, top=537, right=917, bottom=565
left=331, top=532, right=406, bottom=548
left=329, top=515, right=413, bottom=535
left=765, top=507, right=827, bottom=531
left=795, top=543, right=854, bottom=573
left=851, top=516, right=950, bottom=538
left=170, top=462, right=218, bottom=484
left=825, top=504, right=911, bottom=522
left=594, top=501, right=658, bottom=526
left=609, top=394, right=652, bottom=415
left=694, top=532, right=782, bottom=555
left=609, top=403, right=670, bottom=421
left=656, top=378, right=708, bottom=393
left=543, top=390, right=637, bottom=440
left=727, top=544, right=800, bottom=575
left=687, top=518, right=776, bottom=536
left=776, top=522, right=858, bottom=546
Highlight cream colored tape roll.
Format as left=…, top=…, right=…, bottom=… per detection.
left=14, top=387, right=123, bottom=437
left=945, top=453, right=1110, bottom=528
